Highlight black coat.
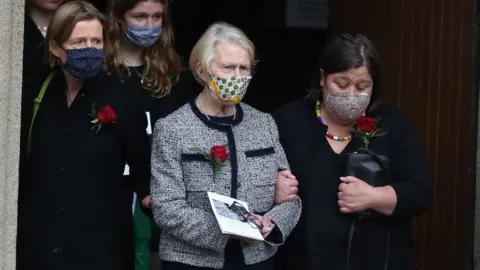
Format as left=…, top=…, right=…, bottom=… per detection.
left=109, top=66, right=202, bottom=252
left=20, top=12, right=52, bottom=181
left=17, top=69, right=151, bottom=270
left=22, top=12, right=50, bottom=86
left=272, top=97, right=432, bottom=270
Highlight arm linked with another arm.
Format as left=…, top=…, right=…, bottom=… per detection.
left=263, top=115, right=302, bottom=245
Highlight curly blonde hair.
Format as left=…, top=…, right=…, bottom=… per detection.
left=105, top=0, right=179, bottom=98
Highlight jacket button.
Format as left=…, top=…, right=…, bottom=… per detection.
left=59, top=206, right=63, bottom=212
left=53, top=247, right=62, bottom=253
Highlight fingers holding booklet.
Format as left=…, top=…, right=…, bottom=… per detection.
left=230, top=214, right=276, bottom=243
left=207, top=192, right=275, bottom=242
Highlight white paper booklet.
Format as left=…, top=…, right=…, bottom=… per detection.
left=207, top=192, right=264, bottom=241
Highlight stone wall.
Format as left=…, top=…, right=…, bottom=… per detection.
left=0, top=0, right=24, bottom=268
left=476, top=109, right=480, bottom=269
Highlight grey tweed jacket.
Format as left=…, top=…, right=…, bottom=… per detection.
left=151, top=100, right=302, bottom=269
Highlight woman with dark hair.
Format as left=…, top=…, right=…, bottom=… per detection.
left=272, top=33, right=431, bottom=270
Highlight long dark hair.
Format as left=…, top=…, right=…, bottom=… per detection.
left=105, top=0, right=178, bottom=98
left=310, top=33, right=383, bottom=109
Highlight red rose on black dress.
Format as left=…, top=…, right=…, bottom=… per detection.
left=97, top=105, right=117, bottom=124
left=90, top=104, right=117, bottom=133
left=172, top=58, right=181, bottom=70
left=351, top=116, right=386, bottom=149
left=354, top=116, right=376, bottom=133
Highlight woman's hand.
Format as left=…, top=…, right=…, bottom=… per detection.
left=142, top=195, right=152, bottom=209
left=230, top=214, right=275, bottom=243
left=258, top=214, right=275, bottom=239
left=337, top=176, right=375, bottom=213
left=337, top=176, right=398, bottom=215
left=274, top=170, right=299, bottom=204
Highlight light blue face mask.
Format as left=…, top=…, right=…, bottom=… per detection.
left=124, top=24, right=162, bottom=48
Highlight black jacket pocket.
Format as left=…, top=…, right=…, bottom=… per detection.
left=181, top=153, right=207, bottom=162
left=245, top=147, right=275, bottom=158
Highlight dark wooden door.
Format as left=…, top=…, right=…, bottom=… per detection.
left=328, top=1, right=477, bottom=269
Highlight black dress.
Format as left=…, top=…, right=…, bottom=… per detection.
left=108, top=66, right=202, bottom=252
left=17, top=69, right=151, bottom=270
left=272, top=97, right=432, bottom=270
left=110, top=66, right=203, bottom=124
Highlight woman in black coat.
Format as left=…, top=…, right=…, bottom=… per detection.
left=20, top=0, right=63, bottom=190
left=16, top=2, right=150, bottom=270
left=273, top=34, right=432, bottom=270
left=104, top=0, right=202, bottom=268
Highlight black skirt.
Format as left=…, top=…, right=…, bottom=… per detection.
left=162, top=240, right=274, bottom=270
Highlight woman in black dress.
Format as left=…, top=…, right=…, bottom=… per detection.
left=105, top=0, right=201, bottom=122
left=273, top=34, right=432, bottom=270
left=105, top=0, right=202, bottom=268
left=17, top=2, right=150, bottom=270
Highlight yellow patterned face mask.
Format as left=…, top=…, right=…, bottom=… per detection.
left=208, top=76, right=252, bottom=105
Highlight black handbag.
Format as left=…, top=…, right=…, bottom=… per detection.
left=343, top=149, right=389, bottom=219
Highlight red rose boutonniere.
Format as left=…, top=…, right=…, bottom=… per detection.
left=351, top=116, right=387, bottom=149
left=172, top=58, right=181, bottom=70
left=191, top=145, right=230, bottom=180
left=168, top=58, right=182, bottom=83
left=90, top=103, right=117, bottom=133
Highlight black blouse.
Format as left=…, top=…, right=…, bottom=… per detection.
left=272, top=97, right=431, bottom=270
left=108, top=66, right=202, bottom=128
left=17, top=69, right=150, bottom=270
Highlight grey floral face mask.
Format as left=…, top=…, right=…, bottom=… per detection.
left=324, top=91, right=371, bottom=121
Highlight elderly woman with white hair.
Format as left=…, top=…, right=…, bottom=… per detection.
left=150, top=22, right=302, bottom=270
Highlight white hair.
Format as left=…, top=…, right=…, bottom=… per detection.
left=189, top=22, right=256, bottom=84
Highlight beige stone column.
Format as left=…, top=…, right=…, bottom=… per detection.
left=476, top=105, right=480, bottom=269
left=0, top=0, right=24, bottom=267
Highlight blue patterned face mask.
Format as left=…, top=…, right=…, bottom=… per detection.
left=63, top=48, right=104, bottom=79
left=124, top=24, right=162, bottom=48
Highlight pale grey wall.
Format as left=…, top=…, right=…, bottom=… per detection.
left=0, top=0, right=24, bottom=267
